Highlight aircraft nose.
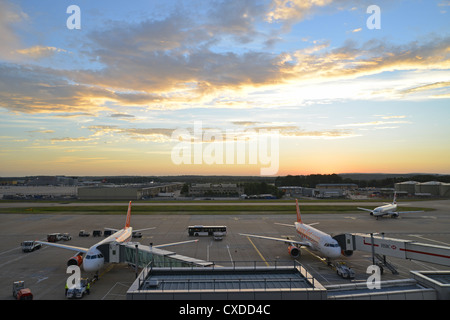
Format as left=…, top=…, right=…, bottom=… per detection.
left=83, top=260, right=96, bottom=272
left=83, top=258, right=103, bottom=272
left=330, top=247, right=341, bottom=259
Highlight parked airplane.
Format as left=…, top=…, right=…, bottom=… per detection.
left=240, top=199, right=342, bottom=260
left=37, top=201, right=197, bottom=273
left=357, top=192, right=423, bottom=219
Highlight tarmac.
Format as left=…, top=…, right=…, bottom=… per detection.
left=1, top=199, right=449, bottom=300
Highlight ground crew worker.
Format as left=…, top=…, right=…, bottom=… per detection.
left=86, top=281, right=90, bottom=295
left=65, top=282, right=68, bottom=295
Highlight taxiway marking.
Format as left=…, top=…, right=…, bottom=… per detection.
left=246, top=236, right=270, bottom=267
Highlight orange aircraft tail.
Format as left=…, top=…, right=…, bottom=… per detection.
left=295, top=199, right=302, bottom=224
left=125, top=201, right=132, bottom=228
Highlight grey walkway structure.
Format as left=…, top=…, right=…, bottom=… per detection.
left=127, top=262, right=327, bottom=300
left=97, top=242, right=214, bottom=268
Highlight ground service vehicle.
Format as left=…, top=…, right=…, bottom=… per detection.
left=333, top=262, right=355, bottom=279
left=21, top=240, right=42, bottom=252
left=213, top=232, right=224, bottom=241
left=78, top=230, right=90, bottom=237
left=66, top=278, right=90, bottom=299
left=104, top=230, right=113, bottom=237
left=93, top=230, right=102, bottom=237
left=61, top=233, right=72, bottom=241
left=188, top=225, right=227, bottom=237
left=132, top=231, right=142, bottom=238
left=13, top=281, right=33, bottom=300
left=47, top=233, right=62, bottom=242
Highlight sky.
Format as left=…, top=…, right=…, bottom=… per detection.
left=0, top=0, right=449, bottom=177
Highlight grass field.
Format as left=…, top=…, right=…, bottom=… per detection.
left=0, top=203, right=434, bottom=215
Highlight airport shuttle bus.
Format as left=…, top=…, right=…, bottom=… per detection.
left=188, top=225, right=227, bottom=237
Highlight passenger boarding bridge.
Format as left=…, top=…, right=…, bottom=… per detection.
left=334, top=232, right=450, bottom=272
left=96, top=242, right=213, bottom=269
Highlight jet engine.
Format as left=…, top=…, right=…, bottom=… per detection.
left=67, top=253, right=83, bottom=266
left=341, top=250, right=353, bottom=257
left=288, top=245, right=301, bottom=258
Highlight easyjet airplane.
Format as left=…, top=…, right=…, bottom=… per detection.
left=240, top=199, right=342, bottom=260
left=357, top=192, right=423, bottom=219
left=37, top=201, right=196, bottom=273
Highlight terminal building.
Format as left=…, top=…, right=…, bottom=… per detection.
left=188, top=183, right=244, bottom=197
left=77, top=183, right=183, bottom=200
left=279, top=183, right=357, bottom=198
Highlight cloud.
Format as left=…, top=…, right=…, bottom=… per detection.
left=337, top=120, right=410, bottom=127
left=78, top=26, right=450, bottom=106
left=0, top=63, right=110, bottom=114
left=0, top=2, right=449, bottom=115
left=232, top=121, right=263, bottom=126
left=87, top=125, right=175, bottom=142
left=206, top=0, right=268, bottom=42
left=244, top=124, right=357, bottom=139
left=28, top=129, right=55, bottom=134
left=15, top=46, right=67, bottom=60
left=0, top=0, right=28, bottom=59
left=52, top=113, right=96, bottom=118
left=266, top=0, right=333, bottom=24
left=110, top=113, right=135, bottom=119
left=376, top=115, right=406, bottom=120
left=51, top=137, right=93, bottom=143
left=0, top=63, right=165, bottom=114
left=401, top=81, right=450, bottom=95
left=286, top=37, right=450, bottom=83
left=84, top=122, right=358, bottom=144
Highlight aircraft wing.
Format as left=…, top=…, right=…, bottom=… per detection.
left=105, top=227, right=155, bottom=233
left=357, top=207, right=374, bottom=213
left=394, top=210, right=424, bottom=214
left=153, top=239, right=199, bottom=248
left=134, top=227, right=156, bottom=233
left=239, top=233, right=311, bottom=247
left=275, top=222, right=319, bottom=227
left=36, top=241, right=89, bottom=253
left=274, top=223, right=295, bottom=228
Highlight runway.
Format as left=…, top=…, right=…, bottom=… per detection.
left=0, top=199, right=449, bottom=300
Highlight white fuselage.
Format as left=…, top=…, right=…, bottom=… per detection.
left=83, top=227, right=133, bottom=272
left=372, top=203, right=397, bottom=216
left=295, top=222, right=341, bottom=259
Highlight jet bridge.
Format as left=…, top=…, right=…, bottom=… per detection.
left=97, top=242, right=213, bottom=269
left=334, top=233, right=450, bottom=267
